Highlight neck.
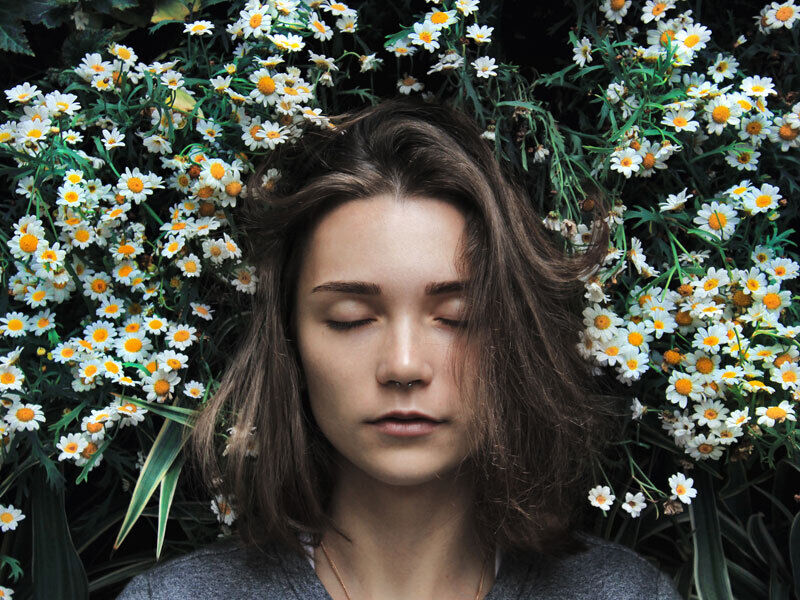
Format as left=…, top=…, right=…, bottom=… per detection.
left=314, top=458, right=494, bottom=600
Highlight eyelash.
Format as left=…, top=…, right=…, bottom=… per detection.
left=325, top=318, right=467, bottom=331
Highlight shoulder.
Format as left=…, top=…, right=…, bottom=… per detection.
left=114, top=537, right=299, bottom=600
left=513, top=532, right=683, bottom=600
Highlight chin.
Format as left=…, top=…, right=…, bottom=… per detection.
left=349, top=451, right=464, bottom=488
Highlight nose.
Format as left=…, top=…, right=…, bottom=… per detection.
left=376, top=315, right=432, bottom=388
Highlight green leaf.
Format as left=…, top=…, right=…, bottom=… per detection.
left=690, top=470, right=733, bottom=600
left=113, top=417, right=189, bottom=550
left=0, top=15, right=33, bottom=55
left=156, top=456, right=184, bottom=559
left=123, top=395, right=198, bottom=427
left=30, top=467, right=89, bottom=600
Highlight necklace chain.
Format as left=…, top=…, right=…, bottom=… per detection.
left=318, top=540, right=489, bottom=600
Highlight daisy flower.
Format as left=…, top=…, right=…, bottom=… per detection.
left=409, top=21, right=441, bottom=51
left=240, top=5, right=271, bottom=38
left=455, top=0, right=480, bottom=15
left=466, top=24, right=494, bottom=44
left=191, top=302, right=214, bottom=320
left=707, top=53, right=739, bottom=83
left=675, top=23, right=711, bottom=54
left=738, top=113, right=771, bottom=144
left=600, top=0, right=631, bottom=23
left=572, top=37, right=593, bottom=67
left=764, top=1, right=799, bottom=28
left=704, top=96, right=740, bottom=135
left=184, top=380, right=206, bottom=399
left=165, top=324, right=198, bottom=350
left=4, top=403, right=44, bottom=431
left=583, top=303, right=623, bottom=341
left=116, top=401, right=148, bottom=427
left=764, top=256, right=799, bottom=281
left=397, top=74, right=424, bottom=94
left=0, top=312, right=29, bottom=338
left=386, top=37, right=417, bottom=57
left=742, top=183, right=781, bottom=214
left=57, top=433, right=88, bottom=461
left=157, top=350, right=189, bottom=372
left=472, top=56, right=498, bottom=78
left=116, top=333, right=154, bottom=362
left=693, top=201, right=739, bottom=240
left=5, top=82, right=41, bottom=104
left=666, top=371, right=705, bottom=408
left=176, top=253, right=202, bottom=277
left=231, top=264, right=257, bottom=294
left=184, top=20, right=214, bottom=35
left=668, top=473, right=697, bottom=504
left=101, top=127, right=126, bottom=150
left=771, top=362, right=800, bottom=391
left=308, top=12, right=333, bottom=41
left=768, top=115, right=800, bottom=151
left=661, top=107, right=699, bottom=132
left=0, top=504, right=26, bottom=531
left=725, top=148, right=760, bottom=171
left=740, top=75, right=776, bottom=98
left=621, top=492, right=647, bottom=517
left=143, top=369, right=180, bottom=403
left=211, top=494, right=236, bottom=525
left=610, top=147, right=642, bottom=178
left=588, top=485, right=615, bottom=511
left=659, top=188, right=692, bottom=212
left=755, top=401, right=796, bottom=427
left=425, top=8, right=458, bottom=29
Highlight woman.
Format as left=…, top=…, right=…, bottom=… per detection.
left=117, top=97, right=683, bottom=599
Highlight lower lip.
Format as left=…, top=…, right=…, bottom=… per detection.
left=370, top=419, right=443, bottom=437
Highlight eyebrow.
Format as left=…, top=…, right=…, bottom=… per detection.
left=311, top=280, right=466, bottom=296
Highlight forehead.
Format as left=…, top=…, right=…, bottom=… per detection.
left=298, top=195, right=468, bottom=293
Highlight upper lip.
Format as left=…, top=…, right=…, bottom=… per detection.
left=368, top=410, right=446, bottom=423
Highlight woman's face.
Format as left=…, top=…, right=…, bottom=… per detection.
left=294, top=194, right=476, bottom=488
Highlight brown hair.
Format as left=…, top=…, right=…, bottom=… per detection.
left=189, top=96, right=622, bottom=563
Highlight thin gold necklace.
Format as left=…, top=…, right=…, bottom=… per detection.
left=318, top=540, right=490, bottom=600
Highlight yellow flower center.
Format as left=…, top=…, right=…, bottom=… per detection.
left=776, top=6, right=794, bottom=21
left=257, top=76, right=275, bottom=95
left=675, top=378, right=693, bottom=395
left=766, top=406, right=787, bottom=420
left=127, top=177, right=144, bottom=193
left=420, top=31, right=432, bottom=43
left=610, top=0, right=625, bottom=9
left=652, top=2, right=666, bottom=15
left=746, top=121, right=762, bottom=135
left=154, top=379, right=171, bottom=396
left=620, top=157, right=633, bottom=167
left=431, top=11, right=448, bottom=24
left=755, top=194, right=773, bottom=208
left=707, top=209, right=727, bottom=229
left=7, top=319, right=23, bottom=331
left=19, top=233, right=39, bottom=253
left=779, top=124, right=798, bottom=140
left=711, top=106, right=730, bottom=123
left=673, top=116, right=688, bottom=127
left=0, top=513, right=14, bottom=523
left=16, top=407, right=34, bottom=421
left=594, top=315, right=611, bottom=329
left=698, top=443, right=714, bottom=454
left=696, top=357, right=714, bottom=374
left=642, top=152, right=655, bottom=169
left=762, top=293, right=781, bottom=310
left=124, top=338, right=142, bottom=352
left=174, top=330, right=190, bottom=342
left=683, top=34, right=700, bottom=48
left=250, top=14, right=262, bottom=28
left=65, top=442, right=78, bottom=453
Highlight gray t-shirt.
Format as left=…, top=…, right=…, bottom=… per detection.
left=116, top=531, right=684, bottom=599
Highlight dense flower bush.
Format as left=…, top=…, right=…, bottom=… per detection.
left=0, top=0, right=797, bottom=598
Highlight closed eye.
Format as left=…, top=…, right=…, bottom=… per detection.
left=325, top=318, right=466, bottom=331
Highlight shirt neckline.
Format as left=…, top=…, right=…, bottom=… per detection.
left=284, top=533, right=526, bottom=600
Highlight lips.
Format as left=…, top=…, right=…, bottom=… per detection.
left=368, top=410, right=445, bottom=424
